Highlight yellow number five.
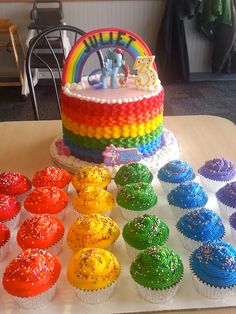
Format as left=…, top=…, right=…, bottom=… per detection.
left=133, top=56, right=157, bottom=89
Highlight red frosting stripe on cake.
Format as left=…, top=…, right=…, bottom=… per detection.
left=0, top=222, right=10, bottom=246
left=0, top=172, right=31, bottom=195
left=32, top=166, right=71, bottom=189
left=2, top=248, right=61, bottom=297
left=17, top=214, right=65, bottom=250
left=0, top=194, right=20, bottom=221
left=24, top=187, right=68, bottom=214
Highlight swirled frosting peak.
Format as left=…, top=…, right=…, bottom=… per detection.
left=116, top=182, right=157, bottom=211
left=114, top=163, right=153, bottom=186
left=176, top=208, right=225, bottom=241
left=123, top=214, right=169, bottom=249
left=198, top=158, right=235, bottom=181
left=167, top=182, right=208, bottom=209
left=216, top=182, right=236, bottom=208
left=158, top=160, right=194, bottom=183
left=190, top=241, right=236, bottom=287
left=130, top=246, right=184, bottom=289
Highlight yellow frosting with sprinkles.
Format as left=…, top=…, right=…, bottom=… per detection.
left=71, top=166, right=111, bottom=191
left=67, top=248, right=120, bottom=290
left=62, top=113, right=163, bottom=139
left=67, top=213, right=120, bottom=252
left=72, top=186, right=114, bottom=214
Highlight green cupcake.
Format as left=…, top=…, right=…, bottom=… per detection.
left=130, top=246, right=184, bottom=303
left=116, top=182, right=157, bottom=220
left=114, top=163, right=153, bottom=188
left=122, top=214, right=169, bottom=258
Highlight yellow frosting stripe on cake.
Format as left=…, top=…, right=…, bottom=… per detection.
left=62, top=113, right=163, bottom=139
left=67, top=248, right=120, bottom=290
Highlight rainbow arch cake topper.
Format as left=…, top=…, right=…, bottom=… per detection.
left=62, top=27, right=157, bottom=85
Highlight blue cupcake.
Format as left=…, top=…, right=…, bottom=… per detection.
left=158, top=160, right=195, bottom=194
left=176, top=208, right=225, bottom=251
left=190, top=241, right=236, bottom=299
left=167, top=182, right=208, bottom=219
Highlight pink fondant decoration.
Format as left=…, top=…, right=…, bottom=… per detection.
left=55, top=139, right=71, bottom=157
left=103, top=144, right=142, bottom=166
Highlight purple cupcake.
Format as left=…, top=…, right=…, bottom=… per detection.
left=229, top=212, right=236, bottom=245
left=198, top=158, right=235, bottom=193
left=216, top=182, right=236, bottom=219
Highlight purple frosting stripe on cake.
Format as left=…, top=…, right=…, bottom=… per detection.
left=216, top=182, right=236, bottom=208
left=198, top=158, right=236, bottom=181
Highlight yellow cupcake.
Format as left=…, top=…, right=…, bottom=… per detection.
left=71, top=166, right=111, bottom=191
left=67, top=213, right=120, bottom=252
left=72, top=186, right=114, bottom=215
left=67, top=248, right=120, bottom=290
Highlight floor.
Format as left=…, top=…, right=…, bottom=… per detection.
left=0, top=80, right=236, bottom=123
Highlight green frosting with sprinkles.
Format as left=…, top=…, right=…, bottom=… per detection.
left=114, top=163, right=153, bottom=186
left=130, top=246, right=184, bottom=289
left=116, top=182, right=157, bottom=211
left=123, top=214, right=169, bottom=249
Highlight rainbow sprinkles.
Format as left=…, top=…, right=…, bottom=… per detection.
left=62, top=27, right=157, bottom=84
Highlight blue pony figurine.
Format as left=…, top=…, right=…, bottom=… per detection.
left=88, top=48, right=129, bottom=89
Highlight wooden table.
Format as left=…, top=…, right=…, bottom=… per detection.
left=0, top=115, right=236, bottom=314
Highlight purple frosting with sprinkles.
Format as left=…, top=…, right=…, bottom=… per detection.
left=216, top=182, right=236, bottom=208
left=229, top=211, right=236, bottom=230
left=198, top=158, right=235, bottom=181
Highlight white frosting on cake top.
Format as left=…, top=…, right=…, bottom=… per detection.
left=63, top=75, right=163, bottom=104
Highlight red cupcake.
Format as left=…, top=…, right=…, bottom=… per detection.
left=24, top=187, right=68, bottom=220
left=2, top=248, right=61, bottom=309
left=0, top=171, right=31, bottom=202
left=0, top=222, right=10, bottom=261
left=17, top=214, right=65, bottom=255
left=0, top=194, right=21, bottom=229
left=32, top=166, right=71, bottom=191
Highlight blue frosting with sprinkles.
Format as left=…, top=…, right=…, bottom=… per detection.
left=167, top=182, right=208, bottom=209
left=190, top=241, right=236, bottom=287
left=158, top=160, right=195, bottom=183
left=176, top=208, right=225, bottom=241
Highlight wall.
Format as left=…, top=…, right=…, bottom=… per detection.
left=0, top=0, right=212, bottom=74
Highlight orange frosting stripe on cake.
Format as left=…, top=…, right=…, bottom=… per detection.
left=0, top=222, right=10, bottom=246
left=62, top=113, right=163, bottom=139
left=67, top=248, right=120, bottom=290
left=24, top=187, right=68, bottom=214
left=2, top=248, right=61, bottom=297
left=0, top=194, right=20, bottom=221
left=67, top=213, right=120, bottom=252
left=0, top=172, right=31, bottom=195
left=17, top=214, right=64, bottom=250
left=32, top=166, right=71, bottom=189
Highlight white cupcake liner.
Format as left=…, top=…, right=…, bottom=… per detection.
left=47, top=235, right=64, bottom=255
left=199, top=174, right=230, bottom=193
left=62, top=183, right=69, bottom=193
left=119, top=205, right=156, bottom=221
left=169, top=205, right=202, bottom=220
left=0, top=237, right=10, bottom=262
left=192, top=273, right=235, bottom=299
left=178, top=233, right=201, bottom=252
left=124, top=241, right=142, bottom=259
left=135, top=281, right=181, bottom=303
left=73, top=281, right=117, bottom=304
left=217, top=199, right=236, bottom=220
left=13, top=282, right=57, bottom=309
left=15, top=187, right=32, bottom=205
left=4, top=211, right=21, bottom=230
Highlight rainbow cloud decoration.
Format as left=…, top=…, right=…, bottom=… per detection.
left=62, top=27, right=157, bottom=85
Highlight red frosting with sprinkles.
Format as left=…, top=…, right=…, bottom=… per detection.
left=0, top=222, right=10, bottom=247
left=0, top=194, right=20, bottom=221
left=24, top=187, right=68, bottom=214
left=17, top=214, right=65, bottom=250
left=32, top=166, right=72, bottom=189
left=0, top=172, right=31, bottom=195
left=2, top=248, right=61, bottom=297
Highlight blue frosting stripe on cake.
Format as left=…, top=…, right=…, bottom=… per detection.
left=167, top=182, right=208, bottom=209
left=158, top=160, right=195, bottom=183
left=176, top=208, right=225, bottom=241
left=190, top=241, right=236, bottom=288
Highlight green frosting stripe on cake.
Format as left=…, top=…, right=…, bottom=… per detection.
left=130, top=246, right=184, bottom=290
left=63, top=125, right=163, bottom=150
left=116, top=182, right=157, bottom=211
left=122, top=214, right=169, bottom=249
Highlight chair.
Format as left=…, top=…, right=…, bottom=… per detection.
left=26, top=25, right=104, bottom=120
